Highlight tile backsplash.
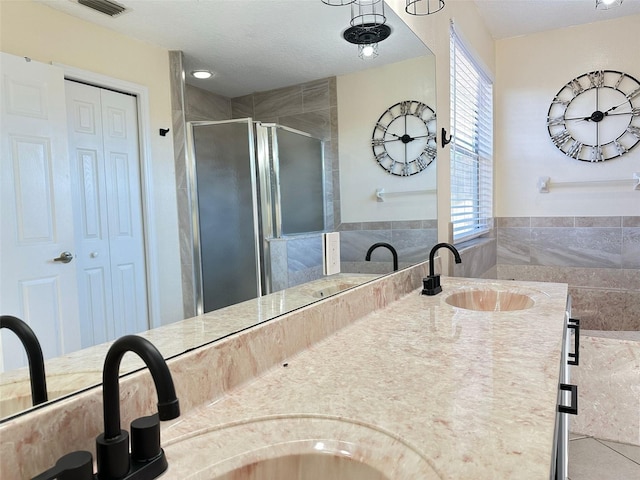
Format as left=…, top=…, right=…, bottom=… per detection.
left=449, top=216, right=638, bottom=330
left=496, top=216, right=639, bottom=331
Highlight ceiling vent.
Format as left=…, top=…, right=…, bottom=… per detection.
left=77, top=0, right=127, bottom=17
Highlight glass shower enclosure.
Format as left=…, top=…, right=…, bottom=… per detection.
left=187, top=119, right=325, bottom=314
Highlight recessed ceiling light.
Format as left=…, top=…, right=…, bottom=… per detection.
left=596, top=0, right=623, bottom=9
left=191, top=70, right=214, bottom=79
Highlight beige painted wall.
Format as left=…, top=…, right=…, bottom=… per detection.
left=387, top=0, right=496, bottom=244
left=494, top=14, right=640, bottom=217
left=337, top=55, right=437, bottom=223
left=0, top=1, right=184, bottom=326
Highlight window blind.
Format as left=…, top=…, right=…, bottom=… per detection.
left=450, top=25, right=494, bottom=243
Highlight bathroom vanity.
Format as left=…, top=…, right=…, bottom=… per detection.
left=159, top=277, right=569, bottom=479
left=0, top=263, right=569, bottom=479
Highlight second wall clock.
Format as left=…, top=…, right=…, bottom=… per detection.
left=547, top=70, right=640, bottom=162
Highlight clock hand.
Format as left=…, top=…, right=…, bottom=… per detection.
left=566, top=109, right=611, bottom=122
left=564, top=116, right=592, bottom=121
left=602, top=89, right=639, bottom=114
left=372, top=137, right=403, bottom=145
left=564, top=109, right=634, bottom=123
left=604, top=110, right=634, bottom=117
left=410, top=134, right=436, bottom=140
left=603, top=101, right=627, bottom=114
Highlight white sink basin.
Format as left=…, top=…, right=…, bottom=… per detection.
left=309, top=282, right=364, bottom=298
left=445, top=288, right=535, bottom=311
left=163, top=415, right=441, bottom=479
left=214, top=453, right=389, bottom=480
left=298, top=274, right=379, bottom=299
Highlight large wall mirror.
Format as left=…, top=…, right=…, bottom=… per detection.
left=0, top=0, right=436, bottom=421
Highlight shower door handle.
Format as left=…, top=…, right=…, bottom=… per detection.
left=568, top=318, right=580, bottom=366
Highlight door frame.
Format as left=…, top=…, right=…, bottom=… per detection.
left=56, top=64, right=161, bottom=329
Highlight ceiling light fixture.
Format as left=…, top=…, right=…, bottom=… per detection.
left=595, top=0, right=623, bottom=9
left=358, top=43, right=379, bottom=60
left=343, top=23, right=390, bottom=60
left=323, top=0, right=389, bottom=60
left=405, top=0, right=445, bottom=16
left=191, top=70, right=213, bottom=79
left=350, top=0, right=386, bottom=28
left=348, top=1, right=388, bottom=59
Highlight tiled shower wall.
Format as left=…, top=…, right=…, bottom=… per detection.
left=170, top=51, right=438, bottom=310
left=496, top=216, right=640, bottom=331
left=229, top=81, right=437, bottom=285
left=170, top=51, right=340, bottom=310
left=229, top=77, right=339, bottom=230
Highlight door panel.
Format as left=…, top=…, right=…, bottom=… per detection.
left=65, top=80, right=148, bottom=346
left=1, top=52, right=81, bottom=371
left=84, top=267, right=110, bottom=343
left=12, top=136, right=56, bottom=242
left=100, top=89, right=147, bottom=336
left=19, top=277, right=63, bottom=360
left=66, top=81, right=114, bottom=347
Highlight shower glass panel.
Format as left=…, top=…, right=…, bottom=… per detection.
left=272, top=126, right=325, bottom=235
left=188, top=120, right=326, bottom=313
left=189, top=120, right=261, bottom=313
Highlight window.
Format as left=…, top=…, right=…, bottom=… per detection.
left=450, top=25, right=493, bottom=243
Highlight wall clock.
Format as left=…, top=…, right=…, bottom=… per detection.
left=371, top=100, right=437, bottom=176
left=547, top=70, right=640, bottom=162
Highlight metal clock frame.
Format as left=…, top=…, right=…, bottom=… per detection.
left=547, top=69, right=640, bottom=162
left=371, top=100, right=437, bottom=176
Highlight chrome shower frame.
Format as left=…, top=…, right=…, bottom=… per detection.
left=186, top=118, right=262, bottom=316
left=187, top=119, right=326, bottom=314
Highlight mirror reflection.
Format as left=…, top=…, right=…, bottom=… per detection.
left=0, top=0, right=436, bottom=420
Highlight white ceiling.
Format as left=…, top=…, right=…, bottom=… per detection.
left=473, top=0, right=640, bottom=39
left=37, top=0, right=640, bottom=97
left=38, top=0, right=429, bottom=97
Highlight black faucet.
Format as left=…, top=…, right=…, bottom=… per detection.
left=0, top=315, right=48, bottom=406
left=96, top=335, right=180, bottom=480
left=33, top=335, right=180, bottom=480
left=365, top=242, right=399, bottom=272
left=422, top=243, right=462, bottom=296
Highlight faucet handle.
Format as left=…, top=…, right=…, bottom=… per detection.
left=131, top=414, right=161, bottom=462
left=32, top=450, right=94, bottom=480
left=421, top=275, right=442, bottom=296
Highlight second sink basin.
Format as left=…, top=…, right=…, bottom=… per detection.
left=445, top=288, right=535, bottom=311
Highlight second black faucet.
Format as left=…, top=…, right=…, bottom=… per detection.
left=365, top=242, right=399, bottom=272
left=422, top=243, right=462, bottom=295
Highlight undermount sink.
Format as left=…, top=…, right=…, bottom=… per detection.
left=298, top=274, right=379, bottom=299
left=310, top=282, right=362, bottom=298
left=445, top=288, right=535, bottom=311
left=215, top=453, right=389, bottom=480
left=163, top=415, right=441, bottom=479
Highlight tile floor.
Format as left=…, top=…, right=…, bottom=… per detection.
left=569, top=433, right=640, bottom=480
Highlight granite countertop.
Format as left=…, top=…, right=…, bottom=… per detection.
left=159, top=277, right=569, bottom=479
left=0, top=273, right=378, bottom=419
